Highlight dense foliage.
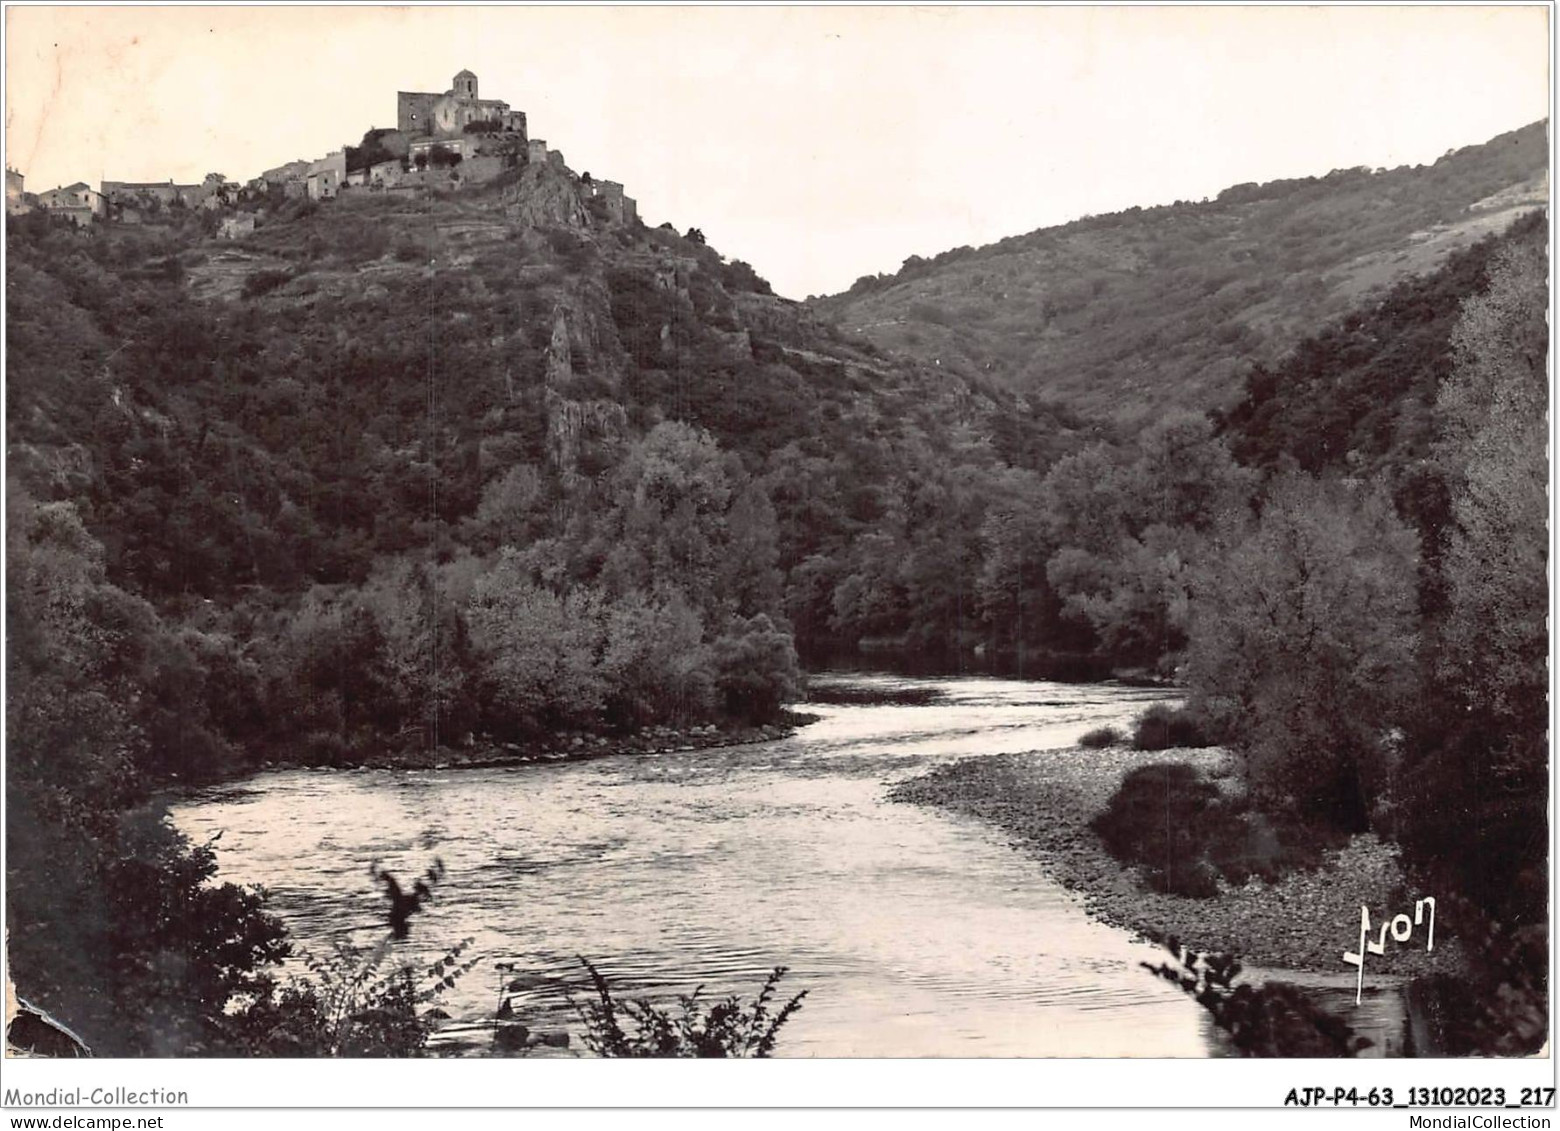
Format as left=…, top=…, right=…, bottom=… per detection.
left=1195, top=216, right=1547, bottom=909
left=1217, top=211, right=1545, bottom=481
left=1184, top=474, right=1420, bottom=826
left=1051, top=203, right=1547, bottom=1053
left=6, top=486, right=291, bottom=1053
left=1396, top=230, right=1550, bottom=930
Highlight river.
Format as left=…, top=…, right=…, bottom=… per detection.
left=170, top=673, right=1233, bottom=1056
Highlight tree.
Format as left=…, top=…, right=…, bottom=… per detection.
left=710, top=614, right=801, bottom=723
left=466, top=552, right=605, bottom=733
left=1038, top=442, right=1137, bottom=555
left=360, top=560, right=475, bottom=747
left=978, top=469, right=1076, bottom=665
left=718, top=479, right=784, bottom=620
left=1132, top=411, right=1254, bottom=533
left=1035, top=418, right=1252, bottom=670
left=599, top=421, right=733, bottom=618
left=6, top=486, right=289, bottom=1054
left=472, top=463, right=544, bottom=550
left=281, top=589, right=398, bottom=749
left=1046, top=522, right=1196, bottom=667
left=1184, top=473, right=1420, bottom=826
left=1398, top=231, right=1549, bottom=926
left=597, top=589, right=713, bottom=727
left=1433, top=235, right=1548, bottom=723
left=829, top=530, right=906, bottom=642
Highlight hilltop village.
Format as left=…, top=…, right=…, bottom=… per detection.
left=6, top=69, right=638, bottom=236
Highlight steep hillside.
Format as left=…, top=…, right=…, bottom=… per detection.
left=1217, top=208, right=1547, bottom=483
left=7, top=158, right=1088, bottom=721
left=811, top=121, right=1547, bottom=422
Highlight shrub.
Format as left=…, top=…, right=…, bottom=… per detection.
left=1139, top=932, right=1372, bottom=1056
left=298, top=729, right=353, bottom=766
left=1131, top=702, right=1214, bottom=750
left=1078, top=725, right=1123, bottom=749
left=241, top=269, right=291, bottom=299
left=1091, top=763, right=1233, bottom=896
left=720, top=259, right=773, bottom=296
left=227, top=936, right=477, bottom=1056
left=567, top=958, right=806, bottom=1058
left=908, top=300, right=952, bottom=325
left=710, top=613, right=801, bottom=724
left=1397, top=895, right=1547, bottom=1056
left=1091, top=762, right=1344, bottom=894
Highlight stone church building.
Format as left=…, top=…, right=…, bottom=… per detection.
left=397, top=70, right=527, bottom=140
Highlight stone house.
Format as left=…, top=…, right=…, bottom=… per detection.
left=6, top=168, right=30, bottom=215
left=367, top=158, right=407, bottom=189
left=306, top=151, right=346, bottom=200
left=582, top=178, right=638, bottom=226
left=197, top=172, right=240, bottom=210
left=257, top=159, right=310, bottom=199
left=36, top=182, right=104, bottom=226
left=259, top=159, right=309, bottom=185
left=101, top=179, right=202, bottom=215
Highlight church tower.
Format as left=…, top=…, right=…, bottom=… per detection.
left=454, top=69, right=478, bottom=99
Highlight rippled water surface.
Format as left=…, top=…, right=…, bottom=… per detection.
left=171, top=674, right=1226, bottom=1056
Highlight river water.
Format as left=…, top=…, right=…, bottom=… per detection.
left=171, top=674, right=1231, bottom=1056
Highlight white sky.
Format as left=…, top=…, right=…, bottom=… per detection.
left=4, top=5, right=1550, bottom=299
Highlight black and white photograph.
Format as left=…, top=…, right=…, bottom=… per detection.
left=0, top=2, right=1552, bottom=1119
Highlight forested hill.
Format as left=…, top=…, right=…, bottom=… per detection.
left=810, top=120, right=1547, bottom=422
left=8, top=157, right=1092, bottom=786
left=1217, top=208, right=1548, bottom=485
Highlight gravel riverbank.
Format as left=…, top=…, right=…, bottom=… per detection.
left=890, top=744, right=1455, bottom=976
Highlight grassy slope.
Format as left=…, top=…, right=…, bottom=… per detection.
left=811, top=121, right=1547, bottom=424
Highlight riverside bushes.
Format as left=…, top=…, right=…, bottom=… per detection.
left=1130, top=703, right=1214, bottom=750
left=1078, top=725, right=1123, bottom=749
left=1183, top=473, right=1419, bottom=828
left=1090, top=762, right=1345, bottom=897
left=1090, top=764, right=1228, bottom=897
